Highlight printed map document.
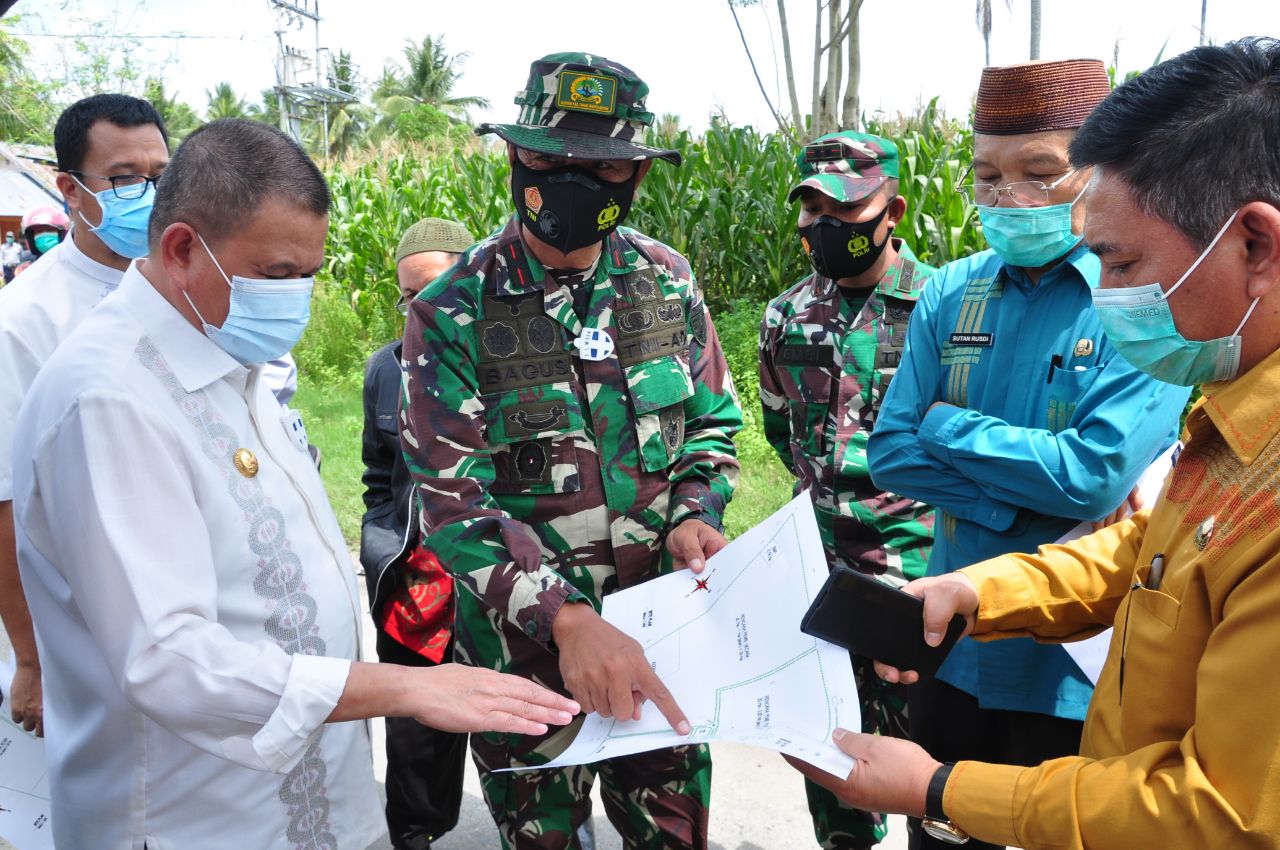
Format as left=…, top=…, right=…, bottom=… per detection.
left=0, top=657, right=52, bottom=849
left=528, top=493, right=859, bottom=778
left=1059, top=445, right=1179, bottom=684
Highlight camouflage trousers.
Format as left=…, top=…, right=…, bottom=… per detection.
left=471, top=726, right=712, bottom=850
left=805, top=654, right=911, bottom=849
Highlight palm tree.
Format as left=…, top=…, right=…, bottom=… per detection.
left=376, top=35, right=489, bottom=123
left=975, top=0, right=1011, bottom=67
left=318, top=50, right=373, bottom=158
left=144, top=77, right=200, bottom=142
left=205, top=82, right=253, bottom=122
left=1029, top=0, right=1042, bottom=60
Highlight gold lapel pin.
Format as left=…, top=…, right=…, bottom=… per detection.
left=1074, top=338, right=1094, bottom=357
left=233, top=448, right=259, bottom=478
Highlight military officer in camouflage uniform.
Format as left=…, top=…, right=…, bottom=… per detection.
left=758, top=132, right=936, bottom=850
left=400, top=53, right=742, bottom=850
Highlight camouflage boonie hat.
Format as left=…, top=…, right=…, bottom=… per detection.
left=477, top=52, right=681, bottom=165
left=788, top=131, right=899, bottom=203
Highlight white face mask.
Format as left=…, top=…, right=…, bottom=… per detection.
left=181, top=233, right=315, bottom=365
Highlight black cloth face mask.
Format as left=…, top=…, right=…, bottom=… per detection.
left=797, top=203, right=893, bottom=280
left=511, top=157, right=638, bottom=254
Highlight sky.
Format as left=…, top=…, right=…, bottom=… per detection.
left=9, top=0, right=1280, bottom=132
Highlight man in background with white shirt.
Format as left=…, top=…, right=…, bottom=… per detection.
left=0, top=93, right=169, bottom=738
left=1, top=231, right=20, bottom=283
left=12, top=117, right=578, bottom=850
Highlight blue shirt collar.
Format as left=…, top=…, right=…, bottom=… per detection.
left=1000, top=241, right=1099, bottom=292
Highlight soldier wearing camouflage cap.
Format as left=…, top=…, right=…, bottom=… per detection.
left=758, top=130, right=936, bottom=850
left=400, top=53, right=742, bottom=850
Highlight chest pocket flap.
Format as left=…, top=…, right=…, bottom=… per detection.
left=624, top=353, right=694, bottom=474
left=482, top=384, right=584, bottom=495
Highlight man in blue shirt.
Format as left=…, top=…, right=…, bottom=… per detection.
left=867, top=59, right=1191, bottom=850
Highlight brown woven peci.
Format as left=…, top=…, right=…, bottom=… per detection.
left=974, top=59, right=1111, bottom=135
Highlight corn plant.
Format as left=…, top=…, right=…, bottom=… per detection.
left=307, top=107, right=991, bottom=376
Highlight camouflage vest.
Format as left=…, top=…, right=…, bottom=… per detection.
left=471, top=238, right=695, bottom=487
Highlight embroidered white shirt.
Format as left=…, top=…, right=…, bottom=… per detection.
left=12, top=263, right=384, bottom=850
left=0, top=231, right=122, bottom=500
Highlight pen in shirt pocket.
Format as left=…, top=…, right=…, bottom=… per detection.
left=1045, top=354, right=1063, bottom=384
left=1144, top=553, right=1165, bottom=590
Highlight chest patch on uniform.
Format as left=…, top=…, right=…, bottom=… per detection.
left=514, top=440, right=551, bottom=483
left=477, top=292, right=572, bottom=393
left=628, top=267, right=661, bottom=302
left=482, top=322, right=520, bottom=359
left=690, top=294, right=708, bottom=346
left=777, top=343, right=836, bottom=368
left=506, top=402, right=569, bottom=438
left=526, top=315, right=559, bottom=354
left=617, top=307, right=656, bottom=334
left=615, top=298, right=689, bottom=367
left=661, top=406, right=684, bottom=451
left=948, top=332, right=993, bottom=347
left=480, top=358, right=573, bottom=393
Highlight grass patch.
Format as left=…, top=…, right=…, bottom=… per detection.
left=294, top=370, right=366, bottom=546
left=723, top=452, right=792, bottom=539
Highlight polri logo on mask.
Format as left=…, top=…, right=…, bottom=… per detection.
left=597, top=201, right=622, bottom=231
left=511, top=158, right=637, bottom=253
left=798, top=204, right=892, bottom=280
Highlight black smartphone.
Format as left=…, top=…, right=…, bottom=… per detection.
left=800, top=566, right=967, bottom=678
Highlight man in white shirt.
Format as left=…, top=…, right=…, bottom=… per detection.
left=12, top=118, right=578, bottom=850
left=0, top=93, right=170, bottom=737
left=1, top=231, right=20, bottom=282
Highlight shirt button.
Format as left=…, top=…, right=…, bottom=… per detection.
left=524, top=621, right=538, bottom=636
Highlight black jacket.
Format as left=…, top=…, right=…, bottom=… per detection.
left=359, top=340, right=416, bottom=616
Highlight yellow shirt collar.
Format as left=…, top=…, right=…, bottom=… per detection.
left=1197, top=345, right=1280, bottom=464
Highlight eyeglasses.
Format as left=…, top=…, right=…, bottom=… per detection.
left=67, top=170, right=163, bottom=200
left=957, top=168, right=1080, bottom=207
left=396, top=294, right=410, bottom=316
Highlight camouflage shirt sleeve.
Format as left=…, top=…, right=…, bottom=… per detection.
left=667, top=283, right=742, bottom=532
left=757, top=304, right=795, bottom=474
left=400, top=292, right=584, bottom=649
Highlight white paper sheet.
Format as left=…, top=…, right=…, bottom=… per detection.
left=0, top=657, right=52, bottom=850
left=1058, top=445, right=1179, bottom=685
left=517, top=493, right=859, bottom=778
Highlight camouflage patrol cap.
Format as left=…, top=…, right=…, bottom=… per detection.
left=477, top=52, right=681, bottom=165
left=395, top=217, right=475, bottom=265
left=788, top=131, right=899, bottom=203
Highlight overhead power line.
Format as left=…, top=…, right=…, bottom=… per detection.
left=10, top=31, right=269, bottom=41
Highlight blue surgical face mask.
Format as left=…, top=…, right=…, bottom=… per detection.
left=182, top=233, right=315, bottom=365
left=978, top=187, right=1086, bottom=268
left=1091, top=210, right=1257, bottom=386
left=71, top=174, right=154, bottom=259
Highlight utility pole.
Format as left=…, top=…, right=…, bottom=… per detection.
left=268, top=0, right=357, bottom=159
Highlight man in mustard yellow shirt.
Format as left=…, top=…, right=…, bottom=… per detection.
left=792, top=36, right=1280, bottom=850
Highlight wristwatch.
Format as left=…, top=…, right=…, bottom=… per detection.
left=921, top=763, right=970, bottom=844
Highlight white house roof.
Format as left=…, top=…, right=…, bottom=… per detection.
left=0, top=143, right=61, bottom=219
